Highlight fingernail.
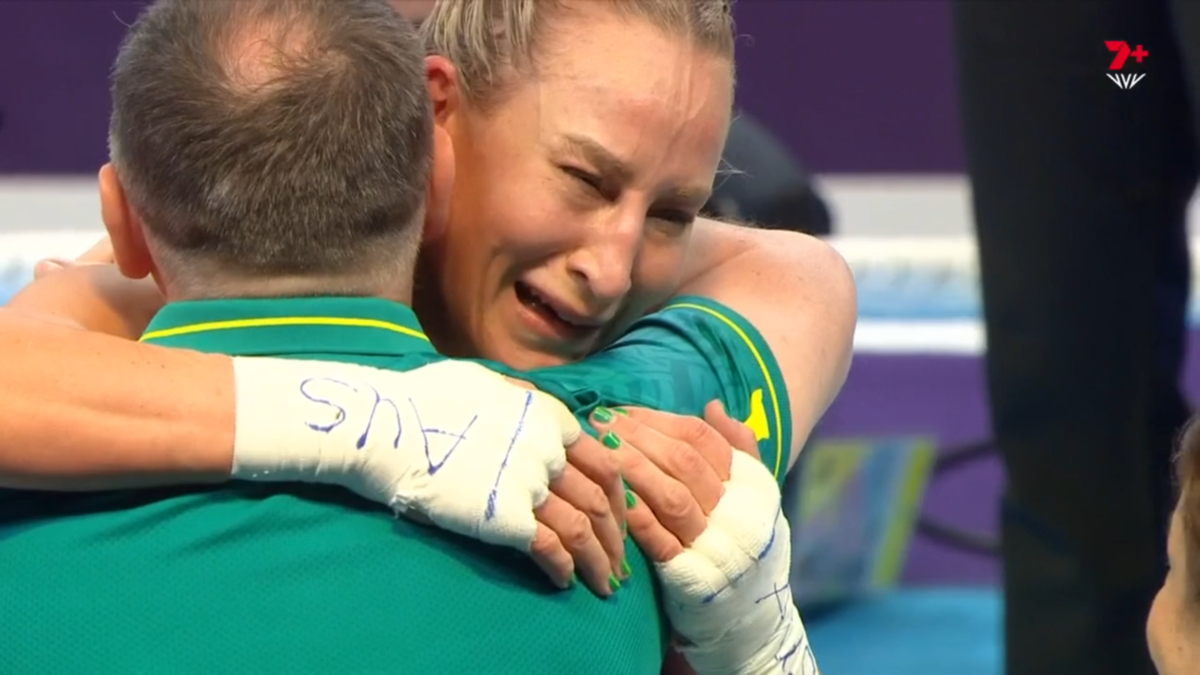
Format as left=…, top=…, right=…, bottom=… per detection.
left=625, top=489, right=636, bottom=508
left=592, top=407, right=614, bottom=423
left=602, top=431, right=621, bottom=449
left=568, top=572, right=578, bottom=588
left=621, top=558, right=633, bottom=578
left=613, top=407, right=629, bottom=415
left=609, top=573, right=622, bottom=593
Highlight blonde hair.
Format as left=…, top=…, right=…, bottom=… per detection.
left=421, top=0, right=735, bottom=107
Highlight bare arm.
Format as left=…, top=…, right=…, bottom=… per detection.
left=0, top=308, right=233, bottom=489
left=676, top=218, right=857, bottom=472
left=5, top=222, right=856, bottom=481
left=0, top=266, right=629, bottom=595
left=7, top=261, right=162, bottom=339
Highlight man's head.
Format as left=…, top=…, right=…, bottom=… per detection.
left=101, top=0, right=453, bottom=301
left=1149, top=419, right=1200, bottom=674
left=391, top=0, right=437, bottom=24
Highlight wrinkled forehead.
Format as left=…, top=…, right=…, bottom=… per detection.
left=529, top=14, right=733, bottom=182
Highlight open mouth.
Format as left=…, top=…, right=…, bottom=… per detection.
left=514, top=280, right=597, bottom=338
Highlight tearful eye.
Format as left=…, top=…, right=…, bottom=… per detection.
left=562, top=166, right=604, bottom=194
left=651, top=211, right=696, bottom=227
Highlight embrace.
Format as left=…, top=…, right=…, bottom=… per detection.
left=0, top=1, right=855, bottom=673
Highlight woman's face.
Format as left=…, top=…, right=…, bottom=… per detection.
left=419, top=5, right=733, bottom=369
left=1147, top=505, right=1198, bottom=674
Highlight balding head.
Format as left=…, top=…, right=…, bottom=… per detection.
left=107, top=0, right=432, bottom=295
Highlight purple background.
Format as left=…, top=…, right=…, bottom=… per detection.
left=0, top=1, right=1019, bottom=584
left=0, top=0, right=966, bottom=175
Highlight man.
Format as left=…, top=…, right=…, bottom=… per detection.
left=391, top=0, right=435, bottom=24
left=2, top=1, right=813, bottom=672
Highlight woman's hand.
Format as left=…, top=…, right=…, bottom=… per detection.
left=13, top=236, right=163, bottom=340
left=503, top=378, right=628, bottom=597
left=33, top=236, right=116, bottom=278
left=588, top=400, right=757, bottom=562
left=528, top=432, right=628, bottom=597
left=590, top=402, right=817, bottom=675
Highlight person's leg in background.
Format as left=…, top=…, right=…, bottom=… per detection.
left=953, top=2, right=1194, bottom=674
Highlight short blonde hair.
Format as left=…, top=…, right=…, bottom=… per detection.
left=421, top=0, right=735, bottom=107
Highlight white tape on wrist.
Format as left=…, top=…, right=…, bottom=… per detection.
left=232, top=358, right=361, bottom=483
left=658, top=452, right=821, bottom=675
left=230, top=357, right=579, bottom=551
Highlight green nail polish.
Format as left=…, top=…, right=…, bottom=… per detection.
left=625, top=489, right=636, bottom=508
left=593, top=407, right=614, bottom=423
left=613, top=407, right=629, bottom=415
left=621, top=558, right=633, bottom=577
left=609, top=573, right=622, bottom=592
left=602, top=431, right=621, bottom=449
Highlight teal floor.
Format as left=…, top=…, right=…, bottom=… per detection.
left=807, top=587, right=1001, bottom=674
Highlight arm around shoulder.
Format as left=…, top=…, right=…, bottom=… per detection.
left=6, top=263, right=163, bottom=339
left=0, top=309, right=235, bottom=489
left=677, top=220, right=857, bottom=471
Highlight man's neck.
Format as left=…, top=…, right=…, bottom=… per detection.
left=163, top=274, right=413, bottom=305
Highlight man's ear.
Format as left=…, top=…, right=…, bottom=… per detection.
left=425, top=55, right=461, bottom=124
left=423, top=125, right=456, bottom=243
left=99, top=163, right=155, bottom=280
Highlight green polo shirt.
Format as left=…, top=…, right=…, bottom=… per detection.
left=0, top=295, right=792, bottom=673
left=526, top=295, right=793, bottom=485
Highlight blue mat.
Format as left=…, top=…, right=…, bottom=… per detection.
left=807, top=587, right=1001, bottom=675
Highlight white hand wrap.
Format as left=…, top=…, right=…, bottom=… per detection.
left=230, top=357, right=580, bottom=551
left=658, top=452, right=820, bottom=675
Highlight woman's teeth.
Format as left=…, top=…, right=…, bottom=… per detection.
left=516, top=282, right=584, bottom=330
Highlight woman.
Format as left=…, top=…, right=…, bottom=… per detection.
left=4, top=0, right=852, bottom=511
left=2, top=1, right=850, bottom=669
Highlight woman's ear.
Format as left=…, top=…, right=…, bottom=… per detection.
left=425, top=55, right=461, bottom=124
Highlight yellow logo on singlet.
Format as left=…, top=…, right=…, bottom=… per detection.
left=743, top=388, right=770, bottom=442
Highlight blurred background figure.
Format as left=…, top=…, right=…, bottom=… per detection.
left=954, top=3, right=1197, bottom=674
left=704, top=114, right=833, bottom=236
left=8, top=2, right=1189, bottom=674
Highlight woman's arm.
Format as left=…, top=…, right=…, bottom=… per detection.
left=0, top=309, right=233, bottom=489
left=8, top=259, right=163, bottom=339
left=675, top=220, right=857, bottom=473
left=0, top=278, right=626, bottom=595
left=14, top=225, right=857, bottom=479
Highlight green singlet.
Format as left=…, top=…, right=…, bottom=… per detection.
left=0, top=295, right=790, bottom=674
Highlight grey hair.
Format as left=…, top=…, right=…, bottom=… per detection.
left=109, top=0, right=433, bottom=288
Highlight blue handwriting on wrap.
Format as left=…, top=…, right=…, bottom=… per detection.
left=299, top=378, right=529, bottom=524
left=485, top=390, right=535, bottom=521
left=299, top=377, right=402, bottom=449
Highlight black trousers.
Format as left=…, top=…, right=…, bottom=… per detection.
left=953, top=2, right=1196, bottom=673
